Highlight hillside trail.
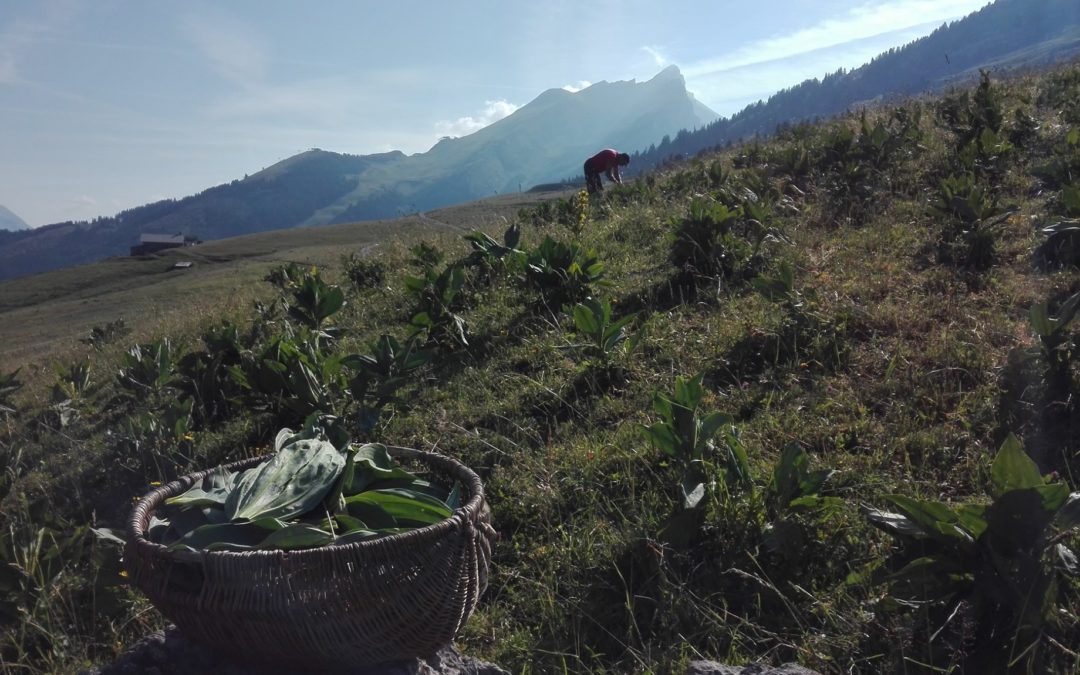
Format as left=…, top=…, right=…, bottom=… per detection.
left=417, top=211, right=471, bottom=233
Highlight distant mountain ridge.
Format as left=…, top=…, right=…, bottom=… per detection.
left=0, top=67, right=714, bottom=281
left=0, top=205, right=29, bottom=232
left=320, top=65, right=717, bottom=225
left=629, top=0, right=1080, bottom=169
left=0, top=150, right=406, bottom=281
left=3, top=0, right=1079, bottom=281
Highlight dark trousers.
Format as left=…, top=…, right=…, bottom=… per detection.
left=584, top=161, right=603, bottom=194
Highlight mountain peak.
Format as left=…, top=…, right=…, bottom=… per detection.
left=0, top=204, right=30, bottom=231
left=645, top=64, right=685, bottom=85
left=643, top=64, right=688, bottom=91
left=534, top=86, right=574, bottom=103
left=653, top=64, right=683, bottom=78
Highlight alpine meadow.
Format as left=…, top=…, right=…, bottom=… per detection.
left=5, top=62, right=1080, bottom=674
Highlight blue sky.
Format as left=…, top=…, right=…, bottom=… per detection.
left=0, top=0, right=990, bottom=228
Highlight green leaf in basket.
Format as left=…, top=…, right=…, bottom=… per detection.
left=146, top=515, right=171, bottom=542
left=167, top=522, right=274, bottom=552
left=353, top=442, right=394, bottom=472
left=257, top=523, right=334, bottom=550
left=275, top=426, right=298, bottom=452
left=322, top=444, right=357, bottom=516
left=274, top=414, right=351, bottom=452
left=346, top=443, right=420, bottom=494
left=157, top=505, right=228, bottom=545
left=329, top=513, right=370, bottom=532
left=345, top=488, right=453, bottom=527
left=446, top=481, right=462, bottom=510
left=332, top=528, right=408, bottom=546
left=225, top=437, right=345, bottom=522
left=165, top=468, right=239, bottom=508
left=248, top=517, right=288, bottom=531
left=343, top=499, right=398, bottom=530
left=363, top=476, right=451, bottom=502
left=332, top=529, right=382, bottom=546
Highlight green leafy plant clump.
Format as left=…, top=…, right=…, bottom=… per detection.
left=524, top=235, right=606, bottom=308
left=930, top=172, right=1015, bottom=271
left=865, top=434, right=1080, bottom=670
left=568, top=297, right=644, bottom=368
left=1028, top=288, right=1080, bottom=397
left=641, top=373, right=752, bottom=546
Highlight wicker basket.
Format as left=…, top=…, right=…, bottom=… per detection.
left=125, top=446, right=496, bottom=671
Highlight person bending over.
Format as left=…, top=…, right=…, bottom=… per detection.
left=583, top=149, right=630, bottom=194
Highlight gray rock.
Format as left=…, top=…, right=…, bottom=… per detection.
left=80, top=626, right=509, bottom=675
left=686, top=662, right=822, bottom=675
left=685, top=665, right=745, bottom=675
left=416, top=647, right=509, bottom=675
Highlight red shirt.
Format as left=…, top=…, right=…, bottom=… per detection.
left=585, top=149, right=620, bottom=173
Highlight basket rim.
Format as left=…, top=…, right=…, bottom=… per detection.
left=126, top=444, right=487, bottom=562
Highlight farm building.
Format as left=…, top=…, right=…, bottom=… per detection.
left=130, top=233, right=199, bottom=256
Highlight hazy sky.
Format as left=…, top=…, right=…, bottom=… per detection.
left=0, top=0, right=991, bottom=228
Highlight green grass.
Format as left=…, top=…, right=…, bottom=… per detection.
left=0, top=191, right=565, bottom=396
left=3, top=64, right=1080, bottom=674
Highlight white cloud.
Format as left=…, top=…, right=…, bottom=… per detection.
left=562, top=80, right=592, bottom=93
left=435, top=99, right=521, bottom=137
left=180, top=9, right=268, bottom=85
left=683, top=0, right=988, bottom=78
left=642, top=45, right=669, bottom=67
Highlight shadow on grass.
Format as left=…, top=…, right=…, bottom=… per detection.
left=710, top=318, right=848, bottom=392
left=995, top=346, right=1080, bottom=479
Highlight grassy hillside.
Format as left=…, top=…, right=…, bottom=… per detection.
left=0, top=190, right=565, bottom=394
left=3, top=62, right=1080, bottom=674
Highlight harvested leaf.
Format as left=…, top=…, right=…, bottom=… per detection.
left=345, top=488, right=453, bottom=527
left=347, top=443, right=419, bottom=493
left=166, top=469, right=238, bottom=508
left=225, top=438, right=345, bottom=522
left=167, top=522, right=275, bottom=552
left=258, top=523, right=334, bottom=550
left=333, top=529, right=404, bottom=546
